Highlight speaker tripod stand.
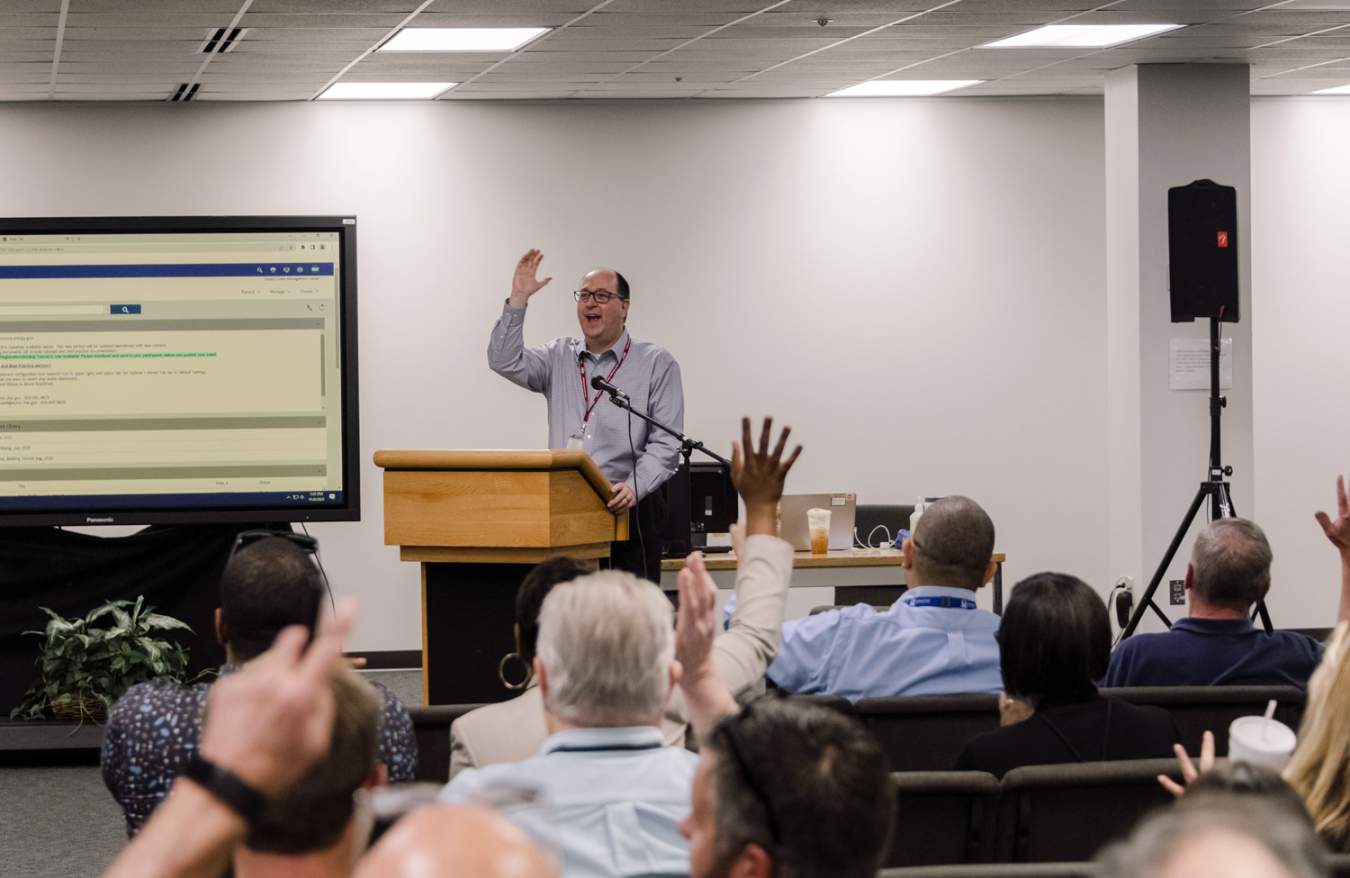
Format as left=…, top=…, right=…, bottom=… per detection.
left=1119, top=315, right=1272, bottom=639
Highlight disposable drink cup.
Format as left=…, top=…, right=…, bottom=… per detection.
left=807, top=508, right=831, bottom=554
left=1227, top=715, right=1297, bottom=771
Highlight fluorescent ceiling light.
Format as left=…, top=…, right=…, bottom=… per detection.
left=1312, top=84, right=1350, bottom=94
left=827, top=80, right=982, bottom=97
left=983, top=23, right=1182, bottom=48
left=318, top=82, right=455, bottom=100
left=379, top=27, right=549, bottom=52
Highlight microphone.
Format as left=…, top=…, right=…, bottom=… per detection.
left=591, top=374, right=628, bottom=400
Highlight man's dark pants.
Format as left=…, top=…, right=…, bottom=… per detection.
left=610, top=485, right=666, bottom=585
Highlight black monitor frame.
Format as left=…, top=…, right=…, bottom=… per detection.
left=0, top=214, right=360, bottom=527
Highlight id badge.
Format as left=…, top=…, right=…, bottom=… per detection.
left=566, top=431, right=585, bottom=450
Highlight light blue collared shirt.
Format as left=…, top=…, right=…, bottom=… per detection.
left=766, top=585, right=1003, bottom=702
left=439, top=725, right=696, bottom=878
left=488, top=302, right=684, bottom=500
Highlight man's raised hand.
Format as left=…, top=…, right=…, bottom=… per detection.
left=731, top=416, right=802, bottom=537
left=1316, top=473, right=1350, bottom=555
left=510, top=249, right=552, bottom=307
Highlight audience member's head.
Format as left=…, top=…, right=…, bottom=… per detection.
left=999, top=572, right=1110, bottom=701
left=354, top=805, right=557, bottom=878
left=231, top=668, right=382, bottom=870
left=515, top=556, right=594, bottom=667
left=1096, top=795, right=1327, bottom=878
left=534, top=570, right=675, bottom=728
left=219, top=534, right=324, bottom=662
left=1189, top=518, right=1273, bottom=612
left=1181, top=761, right=1312, bottom=826
left=683, top=698, right=895, bottom=878
left=1285, top=621, right=1350, bottom=851
left=909, top=496, right=996, bottom=591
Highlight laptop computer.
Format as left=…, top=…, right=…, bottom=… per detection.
left=779, top=493, right=857, bottom=552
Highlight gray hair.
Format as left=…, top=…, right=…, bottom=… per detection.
left=1096, top=796, right=1327, bottom=878
left=535, top=570, right=675, bottom=727
left=1191, top=518, right=1273, bottom=609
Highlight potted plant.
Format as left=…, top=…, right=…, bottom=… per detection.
left=11, top=596, right=200, bottom=722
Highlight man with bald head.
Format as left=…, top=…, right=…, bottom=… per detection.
left=766, top=495, right=1003, bottom=700
left=489, top=249, right=684, bottom=582
left=355, top=806, right=557, bottom=878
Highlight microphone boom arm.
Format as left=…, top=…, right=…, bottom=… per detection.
left=602, top=392, right=731, bottom=467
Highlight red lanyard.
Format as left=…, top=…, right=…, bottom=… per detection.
left=579, top=335, right=631, bottom=424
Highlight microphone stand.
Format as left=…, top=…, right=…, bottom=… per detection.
left=601, top=390, right=731, bottom=558
left=601, top=390, right=730, bottom=467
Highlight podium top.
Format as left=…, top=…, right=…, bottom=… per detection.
left=373, top=448, right=614, bottom=501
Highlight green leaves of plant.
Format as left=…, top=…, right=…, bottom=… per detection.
left=10, top=596, right=197, bottom=721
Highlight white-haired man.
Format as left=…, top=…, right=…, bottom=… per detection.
left=439, top=566, right=704, bottom=878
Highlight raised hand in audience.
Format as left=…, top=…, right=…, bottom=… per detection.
left=998, top=692, right=1034, bottom=727
left=1313, top=473, right=1350, bottom=625
left=1159, top=730, right=1216, bottom=797
left=102, top=599, right=356, bottom=878
left=731, top=416, right=802, bottom=537
left=676, top=550, right=739, bottom=738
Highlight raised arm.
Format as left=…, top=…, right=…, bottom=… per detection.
left=488, top=249, right=554, bottom=392
left=1314, top=473, right=1350, bottom=626
left=677, top=551, right=739, bottom=740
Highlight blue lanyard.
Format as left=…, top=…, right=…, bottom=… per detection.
left=904, top=596, right=977, bottom=610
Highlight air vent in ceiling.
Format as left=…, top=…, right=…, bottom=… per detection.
left=199, top=27, right=247, bottom=54
left=169, top=83, right=201, bottom=102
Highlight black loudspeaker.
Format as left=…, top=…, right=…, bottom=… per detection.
left=1168, top=179, right=1239, bottom=323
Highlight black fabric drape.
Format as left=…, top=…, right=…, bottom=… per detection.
left=0, top=523, right=279, bottom=715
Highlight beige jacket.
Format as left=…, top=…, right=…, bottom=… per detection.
left=447, top=534, right=794, bottom=779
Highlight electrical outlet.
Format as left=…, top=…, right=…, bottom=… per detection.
left=1169, top=579, right=1186, bottom=605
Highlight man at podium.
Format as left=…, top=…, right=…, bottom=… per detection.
left=488, top=248, right=684, bottom=583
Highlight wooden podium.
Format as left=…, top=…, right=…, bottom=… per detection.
left=374, top=449, right=628, bottom=705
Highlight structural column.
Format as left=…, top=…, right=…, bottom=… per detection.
left=1105, top=64, right=1253, bottom=631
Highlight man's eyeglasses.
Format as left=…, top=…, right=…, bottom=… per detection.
left=573, top=290, right=625, bottom=304
left=719, top=704, right=783, bottom=846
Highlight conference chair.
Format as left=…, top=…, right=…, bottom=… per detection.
left=886, top=771, right=1000, bottom=867
left=856, top=694, right=1001, bottom=772
left=855, top=504, right=915, bottom=549
left=879, top=864, right=1095, bottom=878
left=993, top=758, right=1182, bottom=863
left=1100, top=686, right=1305, bottom=756
left=406, top=703, right=488, bottom=783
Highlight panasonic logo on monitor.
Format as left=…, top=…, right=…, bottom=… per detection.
left=86, top=517, right=115, bottom=524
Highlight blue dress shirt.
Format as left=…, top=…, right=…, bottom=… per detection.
left=439, top=725, right=696, bottom=878
left=488, top=301, right=684, bottom=500
left=1102, top=617, right=1324, bottom=688
left=766, top=585, right=1003, bottom=701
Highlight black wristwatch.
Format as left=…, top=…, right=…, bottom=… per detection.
left=182, top=753, right=269, bottom=822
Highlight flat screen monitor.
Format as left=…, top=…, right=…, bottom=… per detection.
left=0, top=215, right=359, bottom=526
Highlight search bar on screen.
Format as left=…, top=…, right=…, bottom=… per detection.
left=0, top=304, right=106, bottom=316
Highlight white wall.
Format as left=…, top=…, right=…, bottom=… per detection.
left=0, top=97, right=1108, bottom=651
left=1251, top=97, right=1350, bottom=628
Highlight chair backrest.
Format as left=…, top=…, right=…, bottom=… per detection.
left=1101, top=686, right=1306, bottom=756
left=879, top=864, right=1096, bottom=878
left=856, top=504, right=915, bottom=547
left=995, top=758, right=1182, bottom=863
left=407, top=703, right=488, bottom=783
left=887, top=771, right=1000, bottom=867
left=856, top=694, right=1001, bottom=772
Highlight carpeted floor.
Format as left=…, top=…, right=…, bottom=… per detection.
left=0, top=765, right=128, bottom=877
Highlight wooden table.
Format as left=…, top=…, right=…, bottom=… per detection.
left=660, top=549, right=1008, bottom=612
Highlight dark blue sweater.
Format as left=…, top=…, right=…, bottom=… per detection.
left=1102, top=618, right=1324, bottom=688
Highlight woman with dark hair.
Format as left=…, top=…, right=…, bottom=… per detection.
left=953, top=572, right=1181, bottom=778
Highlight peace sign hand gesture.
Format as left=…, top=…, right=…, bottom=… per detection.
left=510, top=249, right=552, bottom=308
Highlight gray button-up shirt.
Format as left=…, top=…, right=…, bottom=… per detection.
left=488, top=300, right=684, bottom=499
